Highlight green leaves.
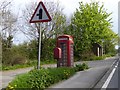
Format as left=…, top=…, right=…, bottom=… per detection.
left=7, top=67, right=76, bottom=89
left=66, top=1, right=117, bottom=58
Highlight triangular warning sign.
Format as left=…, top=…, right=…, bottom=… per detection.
left=29, top=1, right=52, bottom=23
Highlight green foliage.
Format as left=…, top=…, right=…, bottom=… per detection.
left=41, top=39, right=56, bottom=61
left=40, top=59, right=56, bottom=65
left=2, top=35, right=13, bottom=49
left=102, top=33, right=118, bottom=55
left=105, top=53, right=116, bottom=57
left=7, top=67, right=75, bottom=89
left=28, top=68, right=50, bottom=89
left=74, top=63, right=89, bottom=71
left=48, top=67, right=75, bottom=82
left=65, top=1, right=117, bottom=59
left=2, top=38, right=56, bottom=68
left=2, top=60, right=56, bottom=71
left=2, top=48, right=14, bottom=65
left=7, top=64, right=89, bottom=89
left=7, top=73, right=31, bottom=89
left=2, top=44, right=29, bottom=66
left=80, top=50, right=94, bottom=61
left=89, top=55, right=106, bottom=61
left=27, top=40, right=38, bottom=60
left=2, top=62, right=35, bottom=71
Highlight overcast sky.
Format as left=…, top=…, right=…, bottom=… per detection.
left=11, top=0, right=120, bottom=44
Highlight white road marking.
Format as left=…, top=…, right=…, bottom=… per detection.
left=111, top=60, right=116, bottom=67
left=102, top=61, right=119, bottom=88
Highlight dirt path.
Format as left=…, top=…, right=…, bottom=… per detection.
left=1, top=64, right=57, bottom=89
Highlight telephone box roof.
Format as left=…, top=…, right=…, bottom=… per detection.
left=58, top=35, right=73, bottom=39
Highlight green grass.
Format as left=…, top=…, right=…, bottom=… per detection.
left=1, top=60, right=56, bottom=71
left=7, top=63, right=89, bottom=89
left=1, top=53, right=114, bottom=71
left=89, top=55, right=106, bottom=61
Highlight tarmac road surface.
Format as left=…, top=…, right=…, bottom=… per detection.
left=94, top=57, right=120, bottom=89
left=0, top=57, right=118, bottom=89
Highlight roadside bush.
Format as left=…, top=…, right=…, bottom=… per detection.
left=74, top=63, right=89, bottom=71
left=48, top=67, right=75, bottom=83
left=89, top=55, right=106, bottom=61
left=2, top=44, right=29, bottom=66
left=106, top=53, right=116, bottom=57
left=28, top=68, right=51, bottom=89
left=2, top=48, right=14, bottom=65
left=12, top=56, right=27, bottom=66
left=7, top=64, right=88, bottom=89
left=7, top=73, right=31, bottom=89
left=2, top=59, right=56, bottom=71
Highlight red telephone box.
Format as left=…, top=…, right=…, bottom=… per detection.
left=54, top=35, right=74, bottom=67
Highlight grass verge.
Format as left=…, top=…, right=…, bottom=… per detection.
left=1, top=60, right=56, bottom=71
left=6, top=63, right=89, bottom=90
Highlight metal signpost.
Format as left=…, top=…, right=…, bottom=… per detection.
left=29, top=1, right=51, bottom=69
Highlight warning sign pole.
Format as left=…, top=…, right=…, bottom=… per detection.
left=38, top=23, right=42, bottom=69
left=29, top=1, right=51, bottom=69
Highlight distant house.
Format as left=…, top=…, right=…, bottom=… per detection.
left=92, top=43, right=103, bottom=57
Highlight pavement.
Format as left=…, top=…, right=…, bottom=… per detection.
left=49, top=57, right=119, bottom=89
left=49, top=66, right=110, bottom=89
left=0, top=57, right=119, bottom=89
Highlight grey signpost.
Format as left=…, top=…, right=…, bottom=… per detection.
left=29, top=1, right=51, bottom=69
left=38, top=24, right=41, bottom=69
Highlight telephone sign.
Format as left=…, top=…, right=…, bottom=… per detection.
left=29, top=1, right=51, bottom=23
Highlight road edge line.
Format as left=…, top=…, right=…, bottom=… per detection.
left=101, top=61, right=118, bottom=88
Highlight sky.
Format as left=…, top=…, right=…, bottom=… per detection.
left=11, top=0, right=120, bottom=45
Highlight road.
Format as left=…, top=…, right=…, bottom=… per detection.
left=107, top=59, right=119, bottom=89
left=50, top=57, right=118, bottom=89
left=94, top=56, right=120, bottom=89
left=0, top=57, right=118, bottom=89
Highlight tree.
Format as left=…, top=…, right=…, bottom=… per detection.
left=1, top=0, right=18, bottom=48
left=1, top=0, right=19, bottom=65
left=65, top=1, right=116, bottom=59
left=20, top=1, right=66, bottom=39
left=102, top=29, right=118, bottom=54
left=19, top=1, right=67, bottom=60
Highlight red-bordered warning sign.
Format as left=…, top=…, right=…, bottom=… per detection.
left=29, top=1, right=52, bottom=23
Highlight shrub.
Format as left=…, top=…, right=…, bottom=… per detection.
left=89, top=55, right=106, bottom=61
left=28, top=68, right=50, bottom=89
left=7, top=67, right=76, bottom=89
left=2, top=59, right=56, bottom=71
left=12, top=56, right=27, bottom=66
left=82, top=63, right=89, bottom=69
left=2, top=44, right=29, bottom=66
left=7, top=73, right=31, bottom=89
left=2, top=48, right=14, bottom=65
left=28, top=67, right=76, bottom=89
left=106, top=53, right=116, bottom=57
left=74, top=63, right=89, bottom=71
left=7, top=64, right=89, bottom=89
